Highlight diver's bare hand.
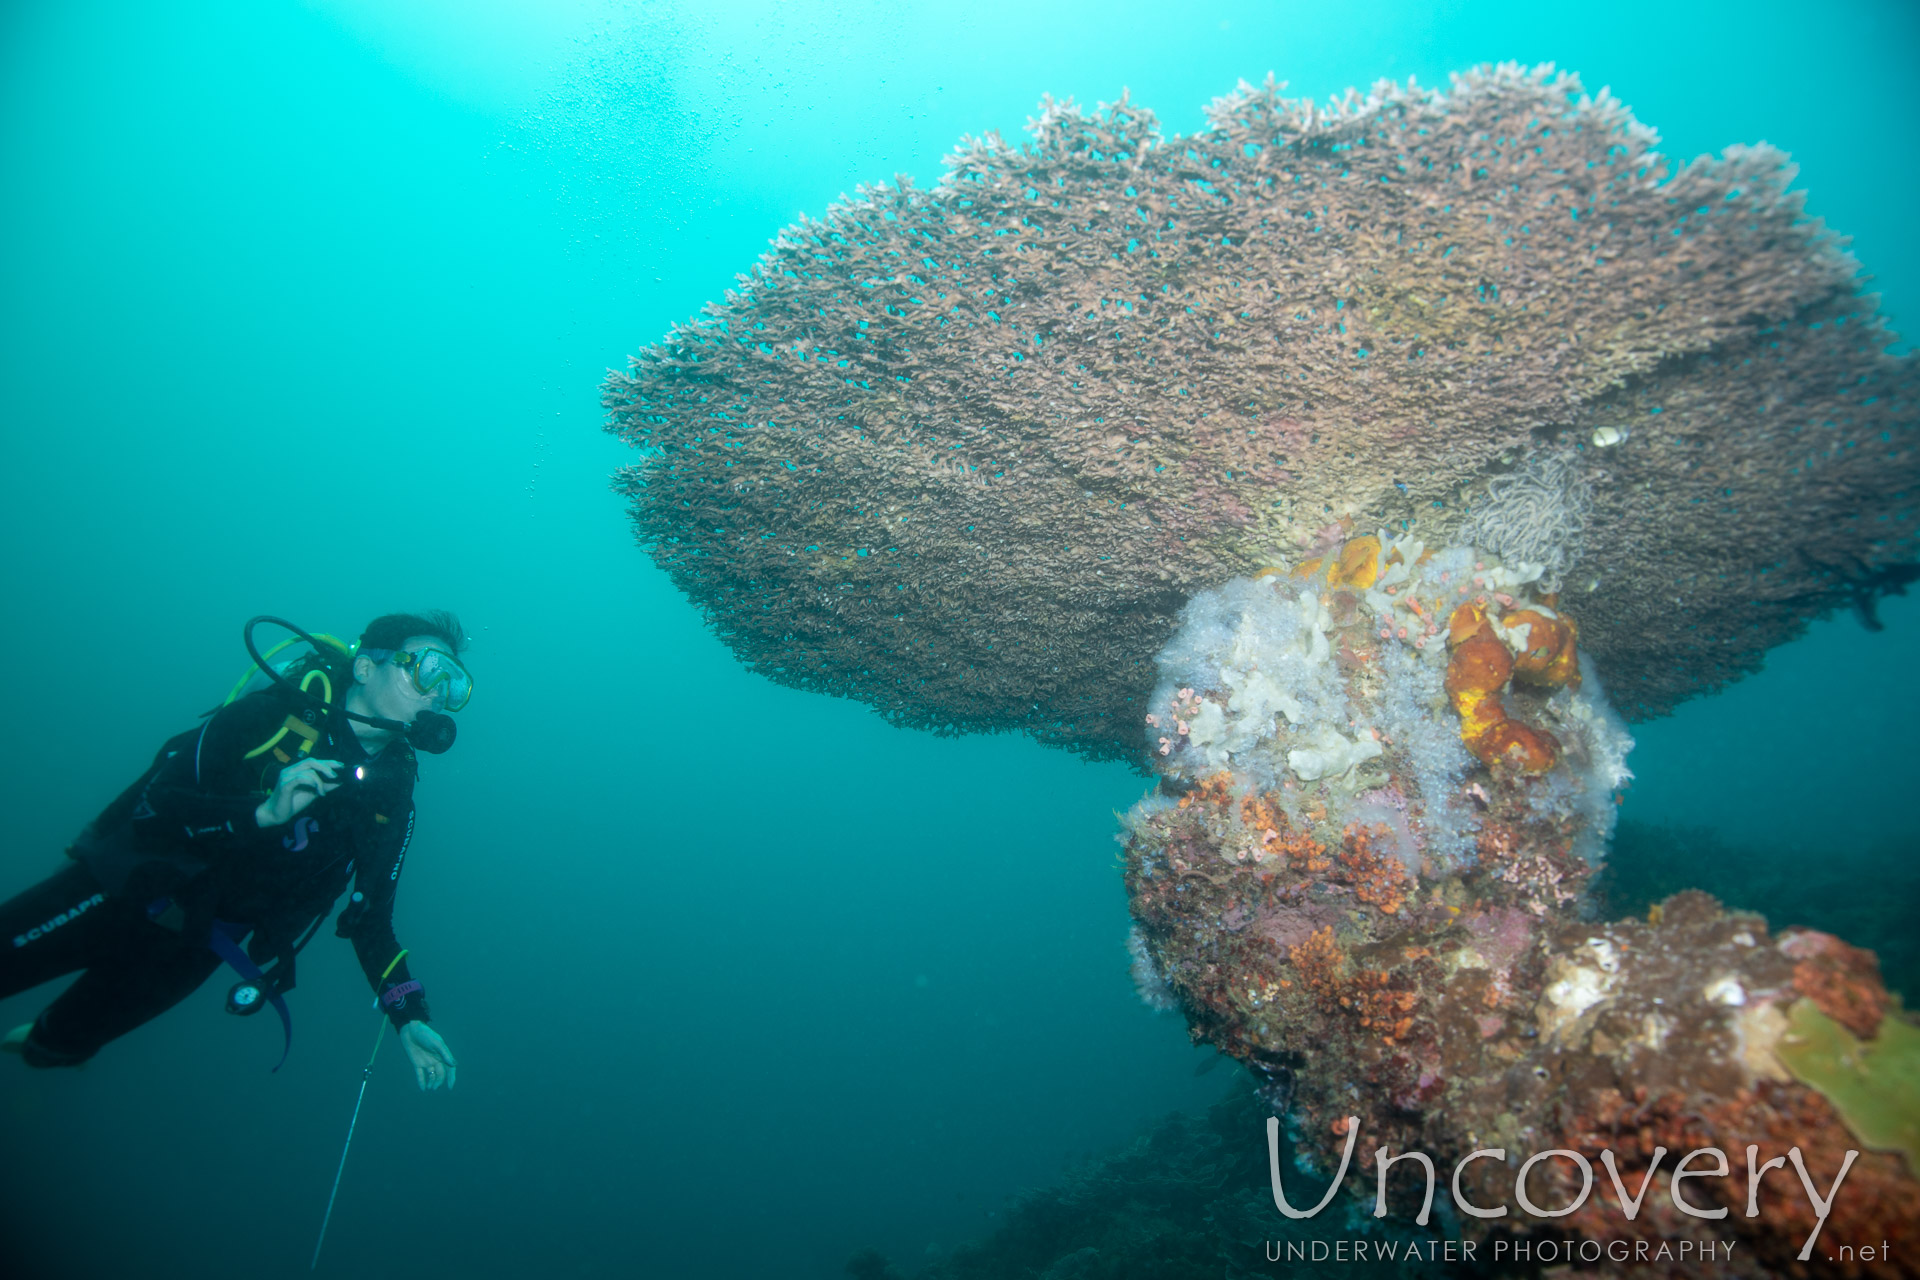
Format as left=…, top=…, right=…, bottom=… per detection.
left=254, top=758, right=343, bottom=827
left=400, top=1020, right=457, bottom=1091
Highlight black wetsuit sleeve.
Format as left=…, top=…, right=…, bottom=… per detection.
left=128, top=692, right=291, bottom=854
left=341, top=802, right=430, bottom=1028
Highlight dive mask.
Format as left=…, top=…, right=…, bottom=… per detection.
left=361, top=646, right=474, bottom=711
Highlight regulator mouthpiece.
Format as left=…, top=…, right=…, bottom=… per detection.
left=408, top=711, right=457, bottom=755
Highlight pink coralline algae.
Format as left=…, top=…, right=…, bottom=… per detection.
left=603, top=64, right=1916, bottom=758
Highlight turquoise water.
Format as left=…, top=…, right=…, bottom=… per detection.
left=1, top=2, right=1915, bottom=1276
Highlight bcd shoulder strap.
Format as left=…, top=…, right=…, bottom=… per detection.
left=244, top=665, right=338, bottom=763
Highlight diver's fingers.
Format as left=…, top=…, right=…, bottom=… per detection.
left=424, top=1026, right=453, bottom=1060
left=407, top=1035, right=428, bottom=1090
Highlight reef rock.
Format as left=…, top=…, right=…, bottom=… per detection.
left=1121, top=552, right=1920, bottom=1277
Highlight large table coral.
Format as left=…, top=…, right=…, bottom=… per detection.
left=605, top=64, right=1920, bottom=1277
left=604, top=64, right=1917, bottom=756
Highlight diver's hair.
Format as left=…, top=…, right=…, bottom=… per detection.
left=359, top=610, right=468, bottom=656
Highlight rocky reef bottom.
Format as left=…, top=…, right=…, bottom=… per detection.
left=1595, top=824, right=1918, bottom=1004
left=845, top=822, right=1917, bottom=1280
left=899, top=1086, right=1451, bottom=1280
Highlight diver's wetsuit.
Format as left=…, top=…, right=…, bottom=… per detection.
left=0, top=684, right=430, bottom=1067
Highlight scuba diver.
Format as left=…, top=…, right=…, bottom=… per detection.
left=0, top=612, right=467, bottom=1091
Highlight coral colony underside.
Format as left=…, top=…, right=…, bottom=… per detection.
left=606, top=66, right=1920, bottom=1279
